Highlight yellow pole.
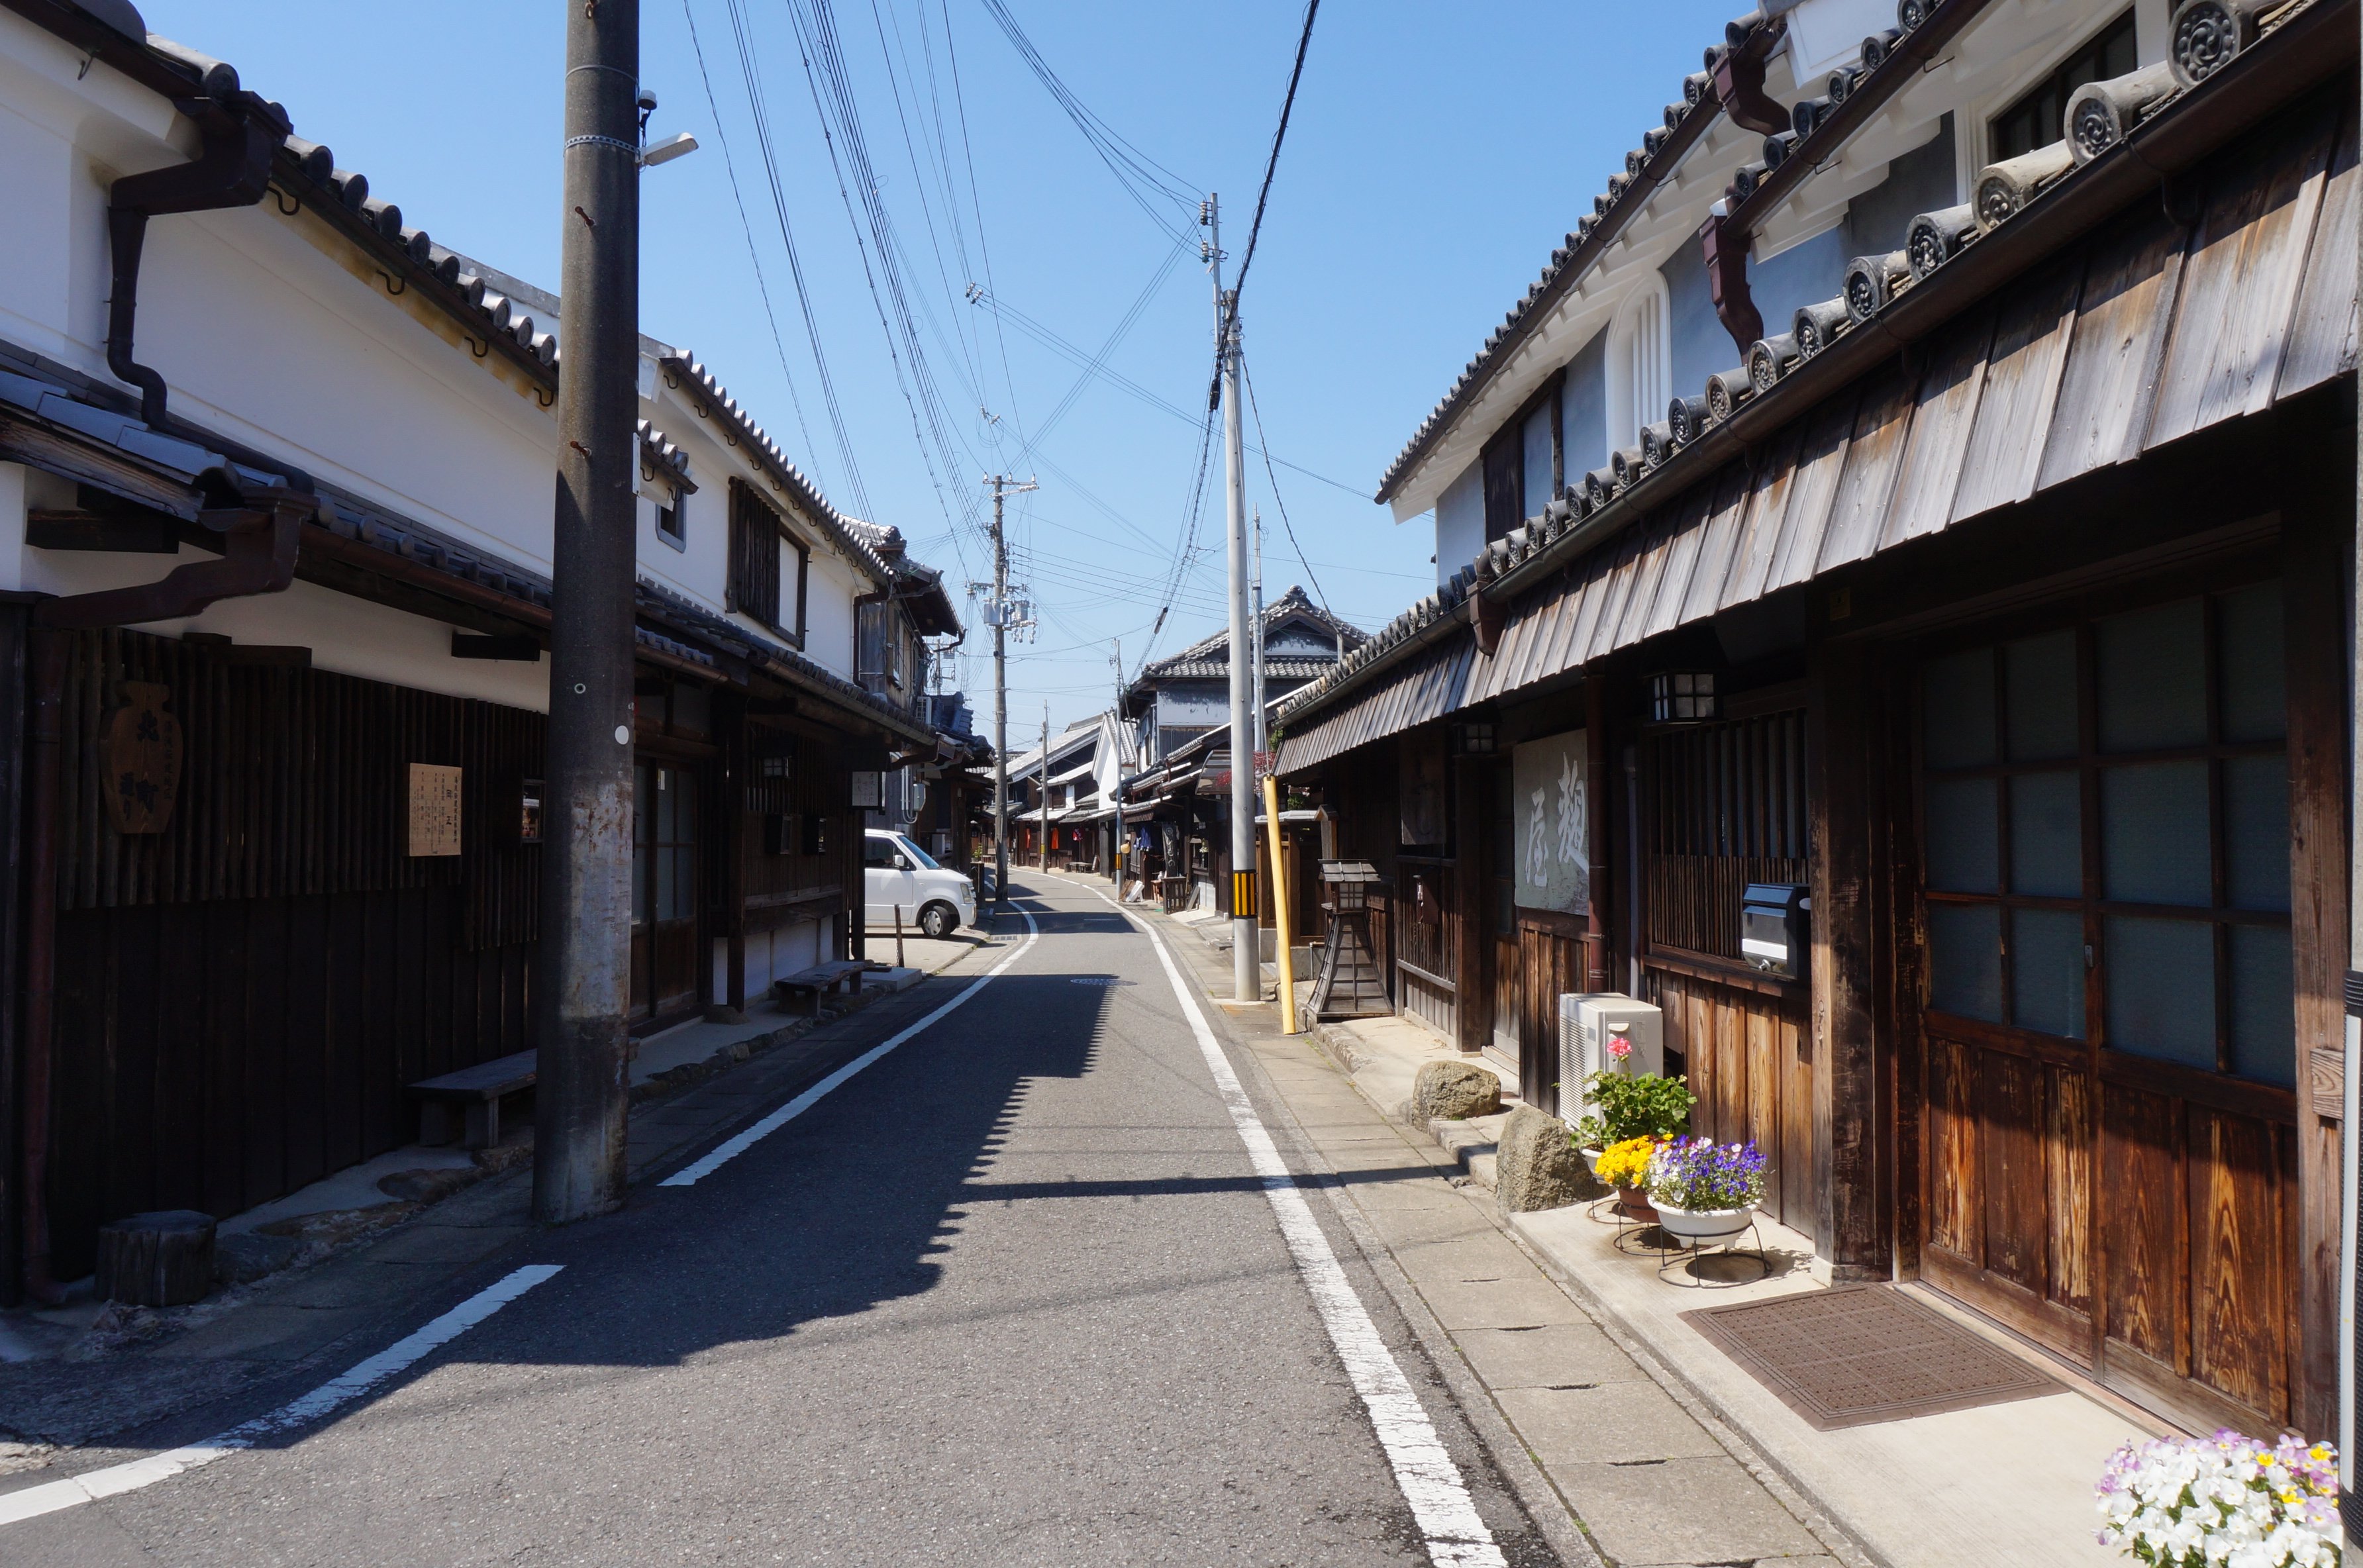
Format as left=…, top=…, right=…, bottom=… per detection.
left=1262, top=773, right=1298, bottom=1034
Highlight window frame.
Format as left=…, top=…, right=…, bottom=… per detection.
left=1983, top=9, right=2138, bottom=164
left=726, top=478, right=809, bottom=648
left=1915, top=573, right=2292, bottom=1086
left=1604, top=276, right=1671, bottom=458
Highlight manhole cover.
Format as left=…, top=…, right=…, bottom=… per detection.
left=1070, top=977, right=1133, bottom=986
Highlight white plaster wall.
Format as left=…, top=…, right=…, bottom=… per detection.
left=2, top=17, right=895, bottom=702
left=744, top=918, right=823, bottom=995
left=0, top=15, right=174, bottom=365
left=804, top=552, right=858, bottom=677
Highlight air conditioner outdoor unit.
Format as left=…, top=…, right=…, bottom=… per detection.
left=1555, top=993, right=1665, bottom=1130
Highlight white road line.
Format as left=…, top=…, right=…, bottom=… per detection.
left=1085, top=885, right=1509, bottom=1568
left=0, top=1263, right=563, bottom=1529
left=660, top=908, right=1042, bottom=1187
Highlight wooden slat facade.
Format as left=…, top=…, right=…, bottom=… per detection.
left=45, top=627, right=546, bottom=1279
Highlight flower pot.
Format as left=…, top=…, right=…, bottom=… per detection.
left=1652, top=1199, right=1755, bottom=1244
left=1580, top=1147, right=1603, bottom=1177
left=1614, top=1184, right=1658, bottom=1222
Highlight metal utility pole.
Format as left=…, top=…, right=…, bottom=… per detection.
left=1205, top=194, right=1258, bottom=1003
left=534, top=0, right=639, bottom=1226
left=1251, top=508, right=1268, bottom=760
left=983, top=473, right=1034, bottom=908
left=1038, top=703, right=1051, bottom=872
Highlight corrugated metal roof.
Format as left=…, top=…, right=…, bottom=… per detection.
left=1282, top=94, right=2357, bottom=774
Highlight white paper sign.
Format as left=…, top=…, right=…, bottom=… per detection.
left=1513, top=730, right=1588, bottom=917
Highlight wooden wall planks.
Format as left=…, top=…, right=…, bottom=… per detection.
left=49, top=885, right=534, bottom=1279
left=53, top=629, right=544, bottom=950
left=1653, top=965, right=1813, bottom=1238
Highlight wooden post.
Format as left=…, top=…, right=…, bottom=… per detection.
left=1807, top=637, right=1891, bottom=1281
left=1452, top=751, right=1487, bottom=1055
left=96, top=1210, right=215, bottom=1306
left=1585, top=675, right=1613, bottom=993
left=1264, top=773, right=1298, bottom=1033
left=2284, top=488, right=2348, bottom=1438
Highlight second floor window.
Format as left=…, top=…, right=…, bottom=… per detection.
left=1989, top=10, right=2136, bottom=162
left=727, top=479, right=809, bottom=645
left=1606, top=280, right=1670, bottom=457
left=656, top=493, right=685, bottom=552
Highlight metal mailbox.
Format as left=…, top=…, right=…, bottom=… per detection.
left=1740, top=883, right=1809, bottom=977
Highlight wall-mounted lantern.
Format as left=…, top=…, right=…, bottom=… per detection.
left=1647, top=670, right=1719, bottom=724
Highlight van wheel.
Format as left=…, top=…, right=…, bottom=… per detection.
left=919, top=902, right=958, bottom=940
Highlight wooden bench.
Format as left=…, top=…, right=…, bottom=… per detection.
left=770, top=959, right=867, bottom=1017
left=411, top=1050, right=536, bottom=1150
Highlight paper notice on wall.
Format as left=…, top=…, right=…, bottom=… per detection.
left=408, top=763, right=464, bottom=857
left=1513, top=730, right=1587, bottom=917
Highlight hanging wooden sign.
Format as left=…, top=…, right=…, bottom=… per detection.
left=101, top=681, right=182, bottom=835
left=408, top=763, right=464, bottom=857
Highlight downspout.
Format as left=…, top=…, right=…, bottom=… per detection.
left=105, top=89, right=285, bottom=425
left=1701, top=25, right=1789, bottom=358
left=20, top=70, right=291, bottom=1301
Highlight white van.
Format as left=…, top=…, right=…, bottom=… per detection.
left=862, top=829, right=976, bottom=938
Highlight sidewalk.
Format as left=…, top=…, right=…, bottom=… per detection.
left=1127, top=881, right=2156, bottom=1568
left=1121, top=891, right=1855, bottom=1568
left=0, top=916, right=1022, bottom=1478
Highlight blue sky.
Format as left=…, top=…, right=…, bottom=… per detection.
left=142, top=0, right=1738, bottom=734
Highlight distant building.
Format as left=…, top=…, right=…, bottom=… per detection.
left=1123, top=587, right=1364, bottom=765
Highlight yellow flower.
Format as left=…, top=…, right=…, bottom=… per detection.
left=1597, top=1135, right=1664, bottom=1188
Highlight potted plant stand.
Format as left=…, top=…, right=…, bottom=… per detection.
left=1648, top=1199, right=1769, bottom=1287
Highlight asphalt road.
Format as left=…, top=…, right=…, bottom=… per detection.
left=4, top=875, right=1549, bottom=1567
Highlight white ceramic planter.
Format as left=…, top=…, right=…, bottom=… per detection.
left=1580, top=1147, right=1603, bottom=1176
left=1650, top=1199, right=1756, bottom=1244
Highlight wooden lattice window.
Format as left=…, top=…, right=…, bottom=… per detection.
left=1643, top=707, right=1807, bottom=961
left=727, top=479, right=807, bottom=644
left=1918, top=584, right=2291, bottom=1083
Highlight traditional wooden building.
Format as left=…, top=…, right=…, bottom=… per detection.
left=1123, top=587, right=1364, bottom=766
left=1276, top=0, right=2355, bottom=1440
left=0, top=4, right=973, bottom=1298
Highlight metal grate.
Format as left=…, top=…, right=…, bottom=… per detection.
left=1682, top=1285, right=2059, bottom=1430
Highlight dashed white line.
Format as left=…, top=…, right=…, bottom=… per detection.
left=660, top=907, right=1042, bottom=1187
left=0, top=1263, right=564, bottom=1528
left=1085, top=884, right=1509, bottom=1568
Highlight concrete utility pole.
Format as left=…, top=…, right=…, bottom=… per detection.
left=534, top=0, right=639, bottom=1226
left=1036, top=704, right=1050, bottom=871
left=983, top=474, right=1034, bottom=908
left=1207, top=193, right=1257, bottom=1003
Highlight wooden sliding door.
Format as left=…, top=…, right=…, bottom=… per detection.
left=1914, top=580, right=2300, bottom=1432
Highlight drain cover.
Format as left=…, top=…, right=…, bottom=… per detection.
left=1070, top=977, right=1133, bottom=986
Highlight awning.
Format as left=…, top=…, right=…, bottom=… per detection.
left=1280, top=93, right=2357, bottom=776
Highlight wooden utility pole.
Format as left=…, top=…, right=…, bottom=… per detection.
left=534, top=0, right=640, bottom=1225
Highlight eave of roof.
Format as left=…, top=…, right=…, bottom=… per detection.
left=1289, top=0, right=2356, bottom=734
left=658, top=356, right=893, bottom=588
left=1372, top=14, right=1784, bottom=505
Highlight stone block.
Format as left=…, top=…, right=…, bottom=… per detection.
left=1411, top=1059, right=1502, bottom=1121
left=1494, top=1104, right=1585, bottom=1214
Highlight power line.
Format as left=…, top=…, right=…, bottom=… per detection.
left=974, top=0, right=1200, bottom=242
left=679, top=0, right=825, bottom=489
left=968, top=277, right=1365, bottom=499
left=1239, top=348, right=1331, bottom=620
left=1226, top=0, right=1320, bottom=336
